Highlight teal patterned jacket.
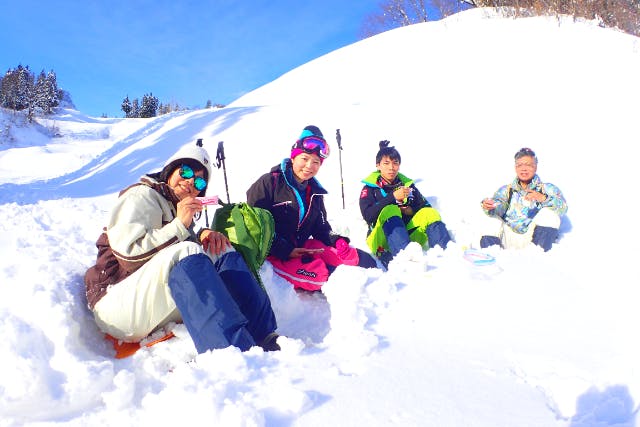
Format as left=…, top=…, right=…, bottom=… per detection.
left=483, top=174, right=568, bottom=233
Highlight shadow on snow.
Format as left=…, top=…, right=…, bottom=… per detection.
left=0, top=107, right=260, bottom=205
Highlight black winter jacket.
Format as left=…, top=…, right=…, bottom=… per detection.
left=359, top=171, right=431, bottom=229
left=246, top=159, right=343, bottom=260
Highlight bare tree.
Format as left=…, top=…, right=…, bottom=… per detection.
left=360, top=0, right=429, bottom=38
left=360, top=0, right=473, bottom=38
left=465, top=0, right=640, bottom=35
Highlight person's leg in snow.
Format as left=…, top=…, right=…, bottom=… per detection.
left=366, top=205, right=409, bottom=257
left=354, top=249, right=378, bottom=268
left=168, top=253, right=254, bottom=353
left=406, top=206, right=451, bottom=250
left=425, top=220, right=451, bottom=250
left=369, top=206, right=452, bottom=268
left=268, top=239, right=378, bottom=291
left=268, top=255, right=330, bottom=291
left=480, top=235, right=502, bottom=249
left=382, top=215, right=411, bottom=255
left=366, top=212, right=412, bottom=269
left=213, top=250, right=279, bottom=348
left=304, top=239, right=378, bottom=270
left=531, top=226, right=558, bottom=252
left=169, top=253, right=279, bottom=353
left=530, top=207, right=561, bottom=252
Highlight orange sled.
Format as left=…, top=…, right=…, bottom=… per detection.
left=105, top=331, right=176, bottom=359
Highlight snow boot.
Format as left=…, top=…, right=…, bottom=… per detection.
left=355, top=248, right=379, bottom=269
left=426, top=221, right=451, bottom=249
left=531, top=226, right=558, bottom=252
left=382, top=216, right=410, bottom=256
left=480, top=235, right=502, bottom=249
left=168, top=253, right=255, bottom=353
left=378, top=251, right=394, bottom=269
left=258, top=332, right=281, bottom=352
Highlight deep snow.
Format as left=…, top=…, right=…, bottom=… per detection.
left=1, top=9, right=639, bottom=427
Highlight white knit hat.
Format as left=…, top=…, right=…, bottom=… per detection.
left=160, top=140, right=212, bottom=195
left=164, top=140, right=212, bottom=177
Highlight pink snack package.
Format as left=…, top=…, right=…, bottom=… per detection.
left=196, top=196, right=219, bottom=206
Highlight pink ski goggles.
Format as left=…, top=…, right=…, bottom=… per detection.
left=294, top=137, right=330, bottom=159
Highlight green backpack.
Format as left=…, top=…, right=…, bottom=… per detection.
left=212, top=202, right=275, bottom=289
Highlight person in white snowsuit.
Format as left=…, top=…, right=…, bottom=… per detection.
left=84, top=141, right=279, bottom=353
left=479, top=147, right=568, bottom=251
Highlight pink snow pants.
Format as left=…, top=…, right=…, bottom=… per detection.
left=267, top=239, right=359, bottom=291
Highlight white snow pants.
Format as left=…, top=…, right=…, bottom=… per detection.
left=477, top=207, right=561, bottom=250
left=93, top=241, right=233, bottom=342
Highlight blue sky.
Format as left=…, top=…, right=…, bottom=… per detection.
left=1, top=1, right=383, bottom=117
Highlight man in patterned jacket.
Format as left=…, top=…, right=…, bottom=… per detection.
left=480, top=147, right=568, bottom=251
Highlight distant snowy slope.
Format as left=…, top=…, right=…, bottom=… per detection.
left=230, top=9, right=640, bottom=109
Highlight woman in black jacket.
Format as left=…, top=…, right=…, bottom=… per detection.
left=247, top=125, right=377, bottom=291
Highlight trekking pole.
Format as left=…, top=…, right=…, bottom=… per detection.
left=196, top=138, right=211, bottom=227
left=216, top=141, right=230, bottom=204
left=336, top=129, right=345, bottom=209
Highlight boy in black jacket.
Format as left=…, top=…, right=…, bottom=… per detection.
left=360, top=141, right=451, bottom=267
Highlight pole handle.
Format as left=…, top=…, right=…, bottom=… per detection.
left=216, top=141, right=225, bottom=167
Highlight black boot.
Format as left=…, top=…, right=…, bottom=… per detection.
left=426, top=221, right=452, bottom=249
left=378, top=251, right=393, bottom=269
left=258, top=332, right=281, bottom=352
left=532, top=226, right=559, bottom=252
left=480, top=235, right=502, bottom=249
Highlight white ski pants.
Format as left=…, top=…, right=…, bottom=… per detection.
left=477, top=207, right=561, bottom=250
left=93, top=241, right=233, bottom=342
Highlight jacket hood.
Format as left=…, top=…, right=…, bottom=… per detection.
left=362, top=171, right=414, bottom=188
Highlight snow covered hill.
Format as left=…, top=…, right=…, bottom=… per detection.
left=0, top=9, right=639, bottom=427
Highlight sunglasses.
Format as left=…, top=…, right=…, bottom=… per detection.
left=179, top=164, right=207, bottom=191
left=296, top=136, right=330, bottom=159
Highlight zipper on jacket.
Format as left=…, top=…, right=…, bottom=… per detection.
left=298, top=193, right=324, bottom=231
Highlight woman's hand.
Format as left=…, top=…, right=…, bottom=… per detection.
left=201, top=229, right=232, bottom=255
left=289, top=247, right=324, bottom=258
left=176, top=197, right=202, bottom=228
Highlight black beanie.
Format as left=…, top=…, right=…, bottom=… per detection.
left=302, top=125, right=323, bottom=139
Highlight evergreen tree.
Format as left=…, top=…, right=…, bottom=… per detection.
left=139, top=92, right=159, bottom=118
left=0, top=66, right=34, bottom=111
left=131, top=98, right=140, bottom=118
left=121, top=96, right=132, bottom=117
left=34, top=70, right=58, bottom=115
left=15, top=65, right=34, bottom=112
left=1, top=65, right=64, bottom=115
left=34, top=70, right=49, bottom=113
left=45, top=71, right=59, bottom=111
left=0, top=69, right=17, bottom=109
